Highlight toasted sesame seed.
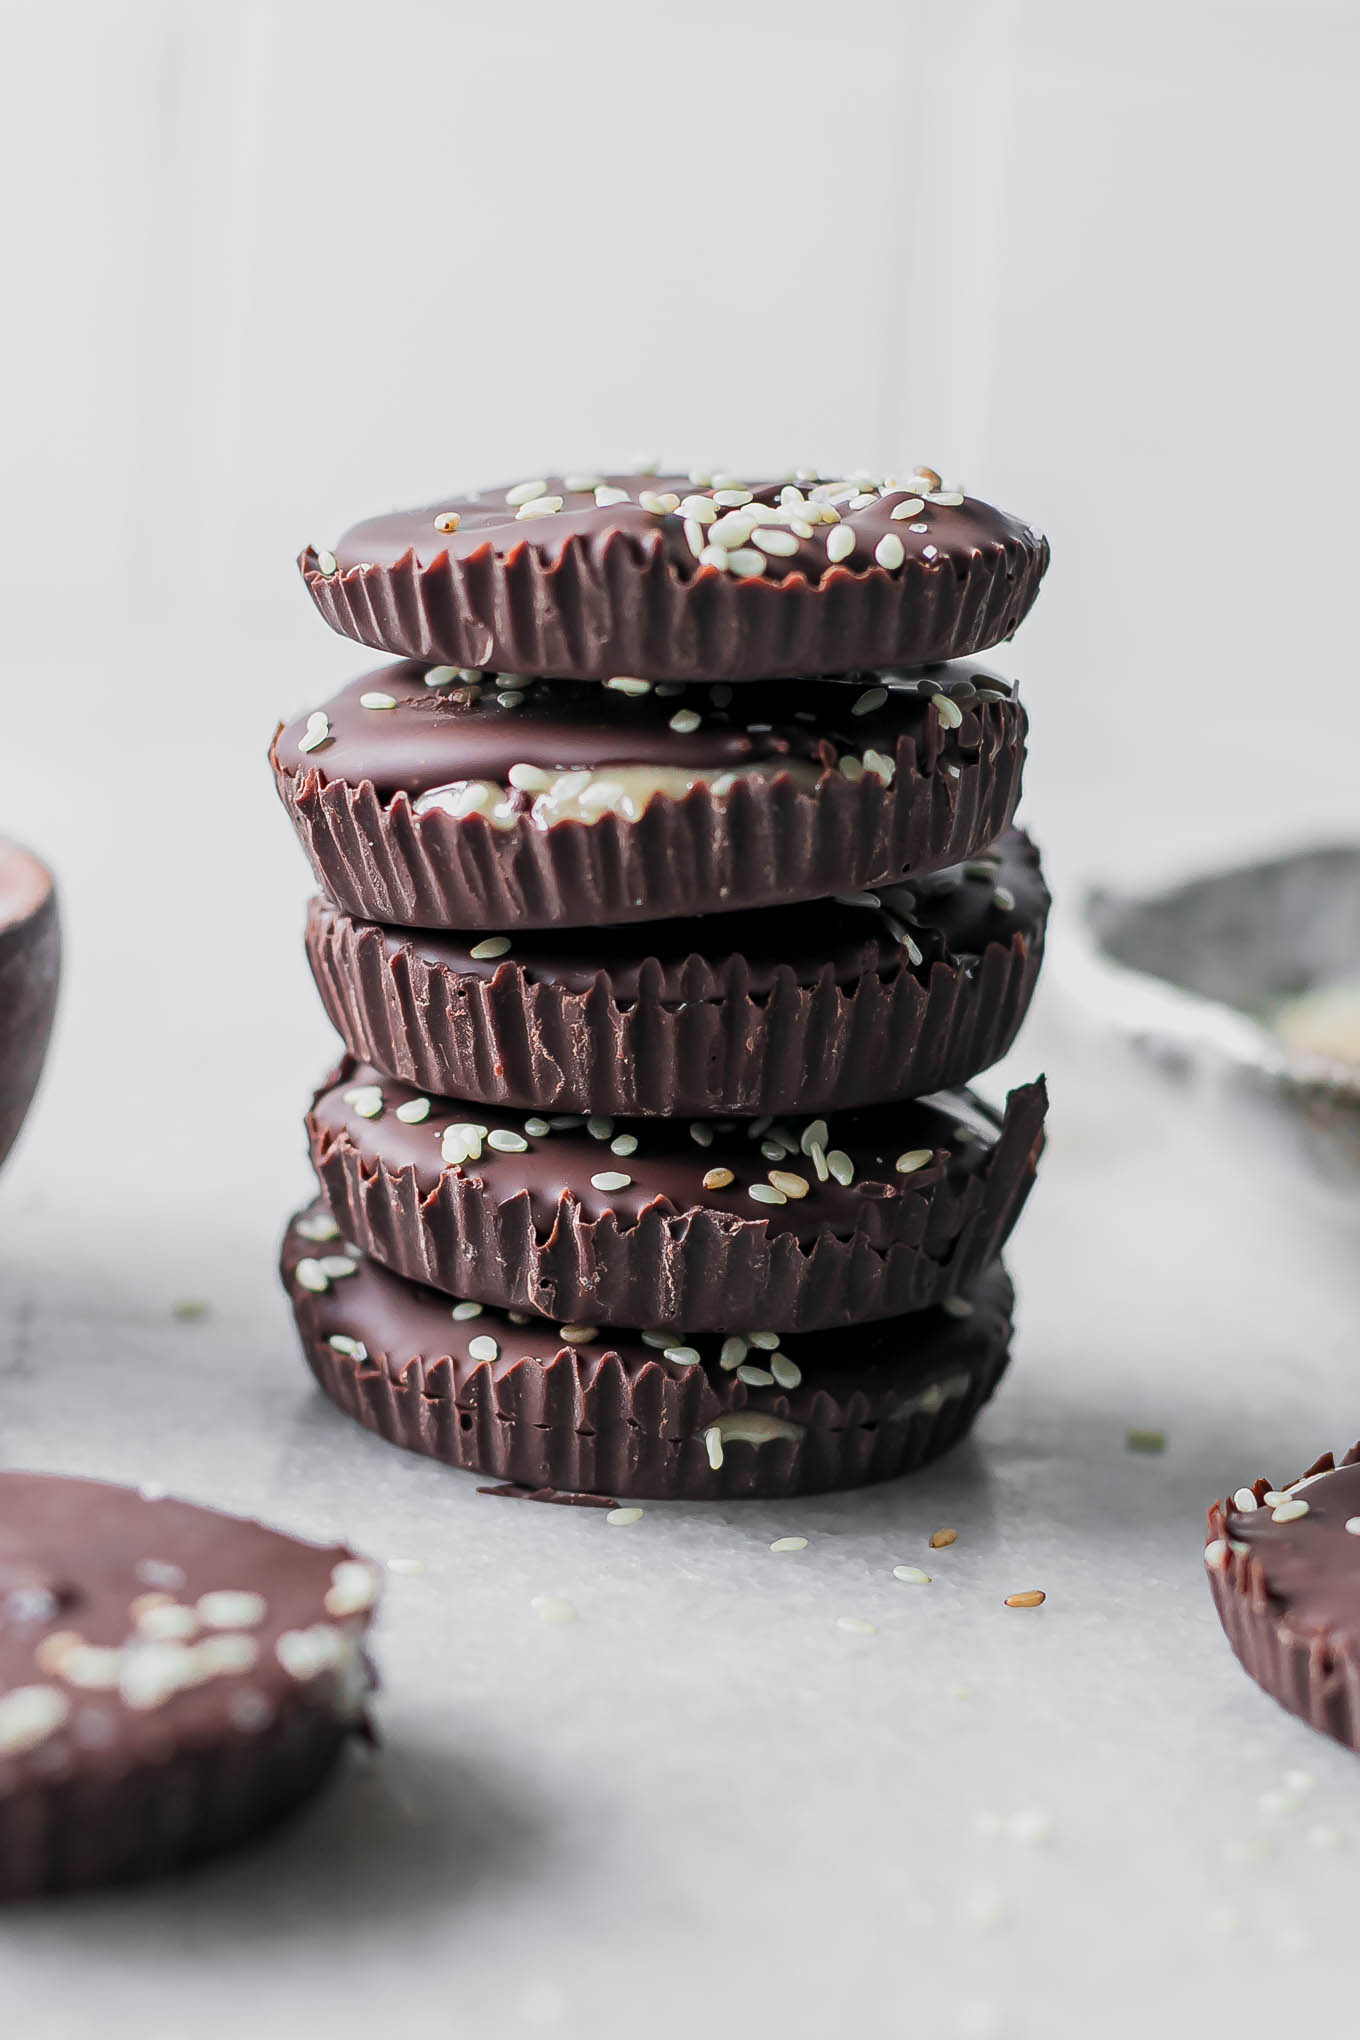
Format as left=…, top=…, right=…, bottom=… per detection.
left=359, top=691, right=398, bottom=710
left=591, top=1171, right=632, bottom=1192
left=530, top=1594, right=577, bottom=1625
left=836, top=1616, right=878, bottom=1637
left=720, top=1337, right=747, bottom=1370
left=668, top=708, right=702, bottom=733
left=769, top=1169, right=810, bottom=1199
left=932, top=692, right=964, bottom=730
left=874, top=534, right=906, bottom=570
left=451, top=1300, right=483, bottom=1320
left=1272, top=1499, right=1310, bottom=1522
left=770, top=1354, right=801, bottom=1390
left=434, top=511, right=461, bottom=533
left=825, top=525, right=856, bottom=564
left=516, top=496, right=565, bottom=520
left=890, top=497, right=926, bottom=519
left=487, top=1129, right=529, bottom=1153
left=468, top=1334, right=499, bottom=1362
left=930, top=1528, right=958, bottom=1548
left=893, top=1566, right=931, bottom=1585
left=664, top=1345, right=701, bottom=1366
left=595, top=485, right=630, bottom=506
left=298, top=711, right=331, bottom=755
left=895, top=1148, right=933, bottom=1174
left=770, top=1536, right=807, bottom=1553
left=344, top=1084, right=384, bottom=1119
left=1004, top=1590, right=1046, bottom=1609
left=703, top=1167, right=735, bottom=1190
left=749, top=1183, right=787, bottom=1205
left=852, top=687, right=888, bottom=717
left=826, top=1149, right=854, bottom=1185
left=505, top=480, right=548, bottom=506
left=607, top=1507, right=643, bottom=1526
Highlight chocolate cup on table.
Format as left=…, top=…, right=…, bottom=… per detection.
left=0, top=838, right=60, bottom=1171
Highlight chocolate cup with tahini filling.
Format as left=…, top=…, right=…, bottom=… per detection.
left=271, top=662, right=1027, bottom=930
left=282, top=1203, right=1016, bottom=1501
left=299, top=471, right=1049, bottom=682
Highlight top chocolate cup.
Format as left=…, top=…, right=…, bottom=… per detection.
left=0, top=837, right=60, bottom=1172
left=299, top=469, right=1049, bottom=682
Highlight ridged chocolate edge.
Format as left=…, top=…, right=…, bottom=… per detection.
left=298, top=527, right=1050, bottom=682
left=0, top=1688, right=365, bottom=1900
left=1205, top=1446, right=1360, bottom=1755
left=272, top=698, right=1026, bottom=931
left=307, top=1078, right=1047, bottom=1332
left=305, top=895, right=1046, bottom=1115
left=288, top=1276, right=1015, bottom=1505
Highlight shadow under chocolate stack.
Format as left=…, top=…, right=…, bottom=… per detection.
left=271, top=467, right=1051, bottom=1499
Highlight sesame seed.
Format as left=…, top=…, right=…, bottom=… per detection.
left=725, top=548, right=766, bottom=578
left=930, top=1528, right=958, bottom=1548
left=703, top=1167, right=735, bottom=1191
left=314, top=547, right=338, bottom=577
left=327, top=1334, right=367, bottom=1359
left=839, top=756, right=864, bottom=783
left=826, top=1150, right=855, bottom=1185
left=910, top=466, right=943, bottom=492
left=664, top=1345, right=701, bottom=1366
left=464, top=936, right=511, bottom=963
left=770, top=1354, right=801, bottom=1390
left=318, top=1255, right=357, bottom=1280
left=874, top=534, right=906, bottom=570
left=1262, top=1490, right=1291, bottom=1506
left=294, top=1258, right=329, bottom=1293
left=507, top=762, right=554, bottom=793
left=890, top=497, right=926, bottom=519
left=808, top=1143, right=829, bottom=1182
left=683, top=519, right=706, bottom=557
left=736, top=1363, right=774, bottom=1387
left=752, top=527, right=799, bottom=556
left=895, top=1148, right=933, bottom=1174
left=1346, top=1518, right=1360, bottom=1535
left=604, top=675, right=651, bottom=695
left=197, top=1589, right=267, bottom=1630
left=487, top=1129, right=529, bottom=1153
left=587, top=1115, right=614, bottom=1139
left=1272, top=1499, right=1310, bottom=1522
left=825, top=525, right=856, bottom=564
left=434, top=511, right=461, bottom=533
left=893, top=1566, right=931, bottom=1585
left=703, top=1425, right=725, bottom=1470
left=468, top=1334, right=499, bottom=1362
left=932, top=692, right=964, bottom=730
left=712, top=488, right=753, bottom=507
left=1307, top=1825, right=1344, bottom=1848
left=607, top=1507, right=643, bottom=1526
left=359, top=691, right=397, bottom=710
left=396, top=1097, right=431, bottom=1124
left=851, top=687, right=888, bottom=718
left=298, top=711, right=331, bottom=755
left=799, top=1120, right=829, bottom=1157
left=295, top=1212, right=340, bottom=1242
left=530, top=1594, right=577, bottom=1625
left=595, top=486, right=630, bottom=507
left=748, top=1331, right=780, bottom=1350
left=707, top=511, right=755, bottom=550
left=749, top=1183, right=787, bottom=1206
left=669, top=708, right=702, bottom=733
left=768, top=1169, right=810, bottom=1199
left=720, top=1337, right=747, bottom=1370
left=941, top=1296, right=974, bottom=1318
left=927, top=490, right=965, bottom=507
left=424, top=665, right=461, bottom=688
left=452, top=1301, right=484, bottom=1322
left=564, top=474, right=605, bottom=493
left=0, top=1686, right=71, bottom=1756
left=344, top=1084, right=384, bottom=1119
left=638, top=490, right=680, bottom=514
left=523, top=1117, right=551, bottom=1138
left=505, top=480, right=548, bottom=506
left=558, top=1323, right=598, bottom=1345
left=770, top=1536, right=807, bottom=1553
left=1003, top=1591, right=1046, bottom=1609
left=609, top=1134, right=638, bottom=1158
left=591, top=1171, right=632, bottom=1192
left=689, top=1122, right=715, bottom=1147
left=1203, top=1538, right=1230, bottom=1570
left=1233, top=1487, right=1259, bottom=1511
left=1007, top=1809, right=1053, bottom=1845
left=1126, top=1428, right=1167, bottom=1454
left=497, top=690, right=525, bottom=707
left=679, top=495, right=718, bottom=523
left=836, top=1616, right=878, bottom=1637
left=698, top=545, right=731, bottom=571
left=992, top=885, right=1017, bottom=912
left=516, top=496, right=565, bottom=520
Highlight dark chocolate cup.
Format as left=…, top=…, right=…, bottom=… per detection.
left=305, top=1067, right=1047, bottom=1333
left=0, top=839, right=60, bottom=1172
left=303, top=832, right=1047, bottom=1115
left=271, top=694, right=1026, bottom=932
left=298, top=519, right=1049, bottom=684
left=1206, top=1449, right=1360, bottom=1754
left=282, top=1207, right=1015, bottom=1501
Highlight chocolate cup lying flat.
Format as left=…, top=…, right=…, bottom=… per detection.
left=300, top=472, right=1048, bottom=682
left=0, top=839, right=60, bottom=1170
left=306, top=1060, right=1047, bottom=1333
left=1205, top=1448, right=1360, bottom=1754
left=282, top=1204, right=1015, bottom=1501
left=271, top=664, right=1026, bottom=931
left=306, top=828, right=1049, bottom=1116
left=0, top=1471, right=379, bottom=1899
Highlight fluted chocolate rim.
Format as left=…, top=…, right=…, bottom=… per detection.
left=1205, top=1446, right=1360, bottom=1754
left=304, top=835, right=1048, bottom=1114
left=281, top=1210, right=1015, bottom=1501
left=305, top=1070, right=1047, bottom=1333
left=272, top=695, right=1026, bottom=931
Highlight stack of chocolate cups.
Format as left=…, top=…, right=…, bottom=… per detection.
left=272, top=467, right=1051, bottom=1502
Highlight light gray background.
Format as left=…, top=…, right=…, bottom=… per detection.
left=2, top=3, right=1359, bottom=2033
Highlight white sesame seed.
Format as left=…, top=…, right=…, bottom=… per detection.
left=826, top=1150, right=854, bottom=1185
left=848, top=492, right=878, bottom=510
left=712, top=488, right=753, bottom=507
left=874, top=533, right=906, bottom=570
left=927, top=490, right=965, bottom=507
left=507, top=763, right=554, bottom=794
left=836, top=1616, right=877, bottom=1637
left=826, top=526, right=856, bottom=564
left=530, top=1594, right=577, bottom=1625
left=344, top=1084, right=384, bottom=1119
left=558, top=1323, right=598, bottom=1344
left=941, top=1296, right=974, bottom=1318
left=451, top=1300, right=483, bottom=1320
left=638, top=490, right=680, bottom=515
left=0, top=1686, right=70, bottom=1756
left=890, top=497, right=926, bottom=519
left=396, top=1097, right=431, bottom=1124
left=770, top=1536, right=807, bottom=1553
left=470, top=935, right=512, bottom=959
left=689, top=1122, right=715, bottom=1147
left=736, top=1363, right=774, bottom=1387
left=707, top=511, right=756, bottom=550
left=720, top=1337, right=748, bottom=1370
left=505, top=480, right=548, bottom=506
left=359, top=691, right=397, bottom=710
left=668, top=708, right=702, bottom=734
left=606, top=1135, right=637, bottom=1159
left=318, top=1255, right=357, bottom=1280
left=595, top=486, right=630, bottom=506
left=749, top=1183, right=786, bottom=1205
left=386, top=1557, right=426, bottom=1575
left=770, top=1354, right=801, bottom=1390
left=852, top=687, right=888, bottom=717
left=683, top=518, right=707, bottom=557
left=751, top=527, right=799, bottom=557
left=1262, top=1491, right=1291, bottom=1506
left=1272, top=1499, right=1310, bottom=1522
left=932, top=692, right=964, bottom=731
left=679, top=495, right=718, bottom=523
left=725, top=548, right=766, bottom=578
left=328, top=1334, right=368, bottom=1358
left=468, top=1334, right=499, bottom=1362
left=1346, top=1518, right=1360, bottom=1535
left=748, top=1331, right=780, bottom=1349
left=564, top=473, right=605, bottom=493
left=424, top=665, right=460, bottom=688
left=1233, top=1487, right=1259, bottom=1510
left=896, top=1149, right=933, bottom=1174
left=1204, top=1538, right=1230, bottom=1570
left=524, top=1117, right=551, bottom=1137
left=298, top=711, right=331, bottom=755
left=197, top=1589, right=268, bottom=1630
left=704, top=1425, right=725, bottom=1470
left=698, top=544, right=731, bottom=571
left=488, top=1129, right=529, bottom=1153
left=587, top=1115, right=614, bottom=1139
left=591, top=1171, right=632, bottom=1192
left=893, top=1566, right=932, bottom=1585
left=294, top=1259, right=330, bottom=1294
left=296, top=1211, right=340, bottom=1242
left=497, top=690, right=525, bottom=708
left=664, top=1345, right=701, bottom=1366
left=516, top=496, right=565, bottom=520
left=604, top=675, right=651, bottom=695
left=769, top=1169, right=810, bottom=1199
left=607, top=1507, right=644, bottom=1526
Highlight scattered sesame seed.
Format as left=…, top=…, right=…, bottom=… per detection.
left=1272, top=1499, right=1310, bottom=1522
left=825, top=525, right=856, bottom=564
left=752, top=527, right=799, bottom=557
left=874, top=533, right=905, bottom=570
left=344, top=1084, right=384, bottom=1119
left=586, top=1115, right=614, bottom=1139
left=749, top=1183, right=787, bottom=1206
left=893, top=1565, right=931, bottom=1585
left=298, top=711, right=331, bottom=755
left=1203, top=1538, right=1230, bottom=1570
left=610, top=1133, right=638, bottom=1157
left=530, top=1594, right=577, bottom=1625
left=434, top=511, right=461, bottom=533
left=770, top=1536, right=807, bottom=1554
left=720, top=1337, right=748, bottom=1370
left=595, top=486, right=630, bottom=507
left=1347, top=1518, right=1360, bottom=1535
left=468, top=1334, right=499, bottom=1362
left=452, top=1301, right=484, bottom=1320
left=941, top=1297, right=974, bottom=1320
left=505, top=480, right=548, bottom=506
left=826, top=1149, right=855, bottom=1185
left=0, top=1686, right=71, bottom=1755
left=930, top=1528, right=958, bottom=1548
left=689, top=1122, right=715, bottom=1147
left=703, top=1425, right=725, bottom=1470
left=992, top=885, right=1016, bottom=912
left=197, top=1589, right=267, bottom=1630
left=895, top=1148, right=933, bottom=1174
left=295, top=1211, right=340, bottom=1242
left=607, top=1508, right=643, bottom=1526
left=516, top=496, right=565, bottom=520
left=564, top=473, right=605, bottom=493
left=698, top=544, right=731, bottom=571
left=748, top=1332, right=780, bottom=1350
left=1262, top=1490, right=1291, bottom=1506
left=318, top=1255, right=357, bottom=1280
left=557, top=1324, right=598, bottom=1347
left=396, top=1097, right=431, bottom=1124
left=1126, top=1428, right=1167, bottom=1454
left=314, top=547, right=338, bottom=577
left=487, top=1129, right=529, bottom=1153
left=927, top=490, right=965, bottom=507
left=1003, top=1591, right=1046, bottom=1609
left=664, top=1345, right=701, bottom=1366
left=638, top=490, right=680, bottom=515
left=736, top=1364, right=774, bottom=1387
left=852, top=686, right=888, bottom=717
left=327, top=1334, right=368, bottom=1359
left=932, top=692, right=965, bottom=730
left=890, top=497, right=926, bottom=519
left=703, top=1167, right=735, bottom=1190
left=712, top=488, right=753, bottom=507
left=725, top=547, right=766, bottom=579
left=359, top=691, right=397, bottom=710
left=591, top=1171, right=632, bottom=1192
left=1233, top=1486, right=1259, bottom=1510
left=836, top=1616, right=878, bottom=1637
left=294, top=1259, right=330, bottom=1294
left=770, top=1354, right=801, bottom=1390
left=424, top=665, right=460, bottom=688
left=768, top=1169, right=810, bottom=1199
